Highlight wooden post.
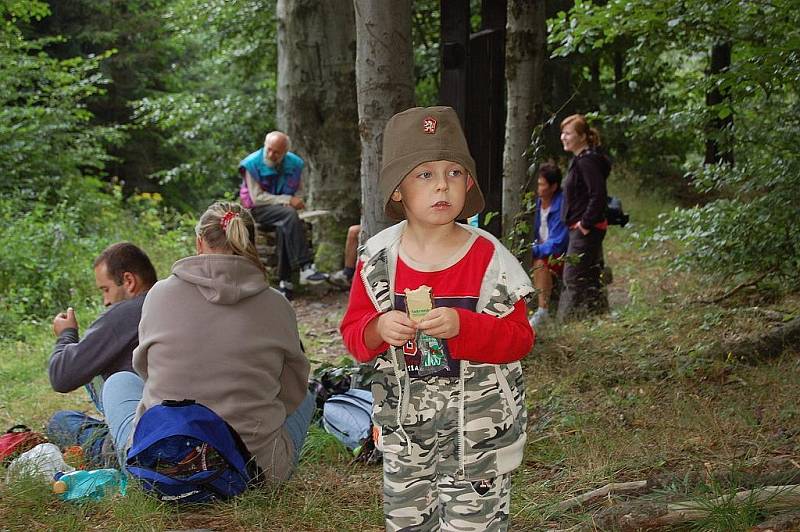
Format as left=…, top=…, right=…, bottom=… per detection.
left=466, top=2, right=506, bottom=236
left=439, top=0, right=470, bottom=124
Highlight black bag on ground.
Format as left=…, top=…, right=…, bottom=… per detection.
left=606, top=196, right=630, bottom=227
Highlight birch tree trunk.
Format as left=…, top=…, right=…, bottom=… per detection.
left=276, top=0, right=360, bottom=270
left=502, top=0, right=546, bottom=237
left=353, top=0, right=415, bottom=240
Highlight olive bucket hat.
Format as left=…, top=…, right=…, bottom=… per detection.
left=379, top=106, right=485, bottom=221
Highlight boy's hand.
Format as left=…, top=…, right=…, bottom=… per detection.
left=376, top=310, right=417, bottom=346
left=416, top=307, right=460, bottom=339
left=52, top=307, right=78, bottom=336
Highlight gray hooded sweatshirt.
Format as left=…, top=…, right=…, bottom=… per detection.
left=132, top=254, right=309, bottom=482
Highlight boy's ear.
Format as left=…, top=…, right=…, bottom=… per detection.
left=466, top=175, right=475, bottom=191
left=391, top=188, right=402, bottom=202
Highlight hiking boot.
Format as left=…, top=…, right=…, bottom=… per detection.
left=328, top=268, right=353, bottom=288
left=529, top=307, right=550, bottom=329
left=278, top=280, right=294, bottom=301
left=299, top=264, right=328, bottom=285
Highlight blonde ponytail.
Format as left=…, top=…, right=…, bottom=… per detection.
left=195, top=201, right=267, bottom=276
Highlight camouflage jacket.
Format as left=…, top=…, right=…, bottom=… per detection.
left=358, top=221, right=533, bottom=480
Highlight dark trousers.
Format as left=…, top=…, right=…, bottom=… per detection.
left=250, top=205, right=312, bottom=281
left=558, top=228, right=608, bottom=321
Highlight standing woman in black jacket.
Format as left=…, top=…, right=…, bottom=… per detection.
left=557, top=114, right=611, bottom=320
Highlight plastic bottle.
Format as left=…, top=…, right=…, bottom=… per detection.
left=5, top=443, right=74, bottom=483
left=52, top=468, right=127, bottom=502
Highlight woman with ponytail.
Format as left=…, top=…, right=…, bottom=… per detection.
left=557, top=114, right=612, bottom=320
left=102, top=201, right=314, bottom=484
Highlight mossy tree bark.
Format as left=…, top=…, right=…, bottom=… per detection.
left=502, top=0, right=547, bottom=237
left=276, top=0, right=360, bottom=271
left=353, top=0, right=415, bottom=241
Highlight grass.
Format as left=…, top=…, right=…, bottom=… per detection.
left=1, top=168, right=799, bottom=530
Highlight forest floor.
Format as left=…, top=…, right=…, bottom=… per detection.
left=1, top=170, right=799, bottom=530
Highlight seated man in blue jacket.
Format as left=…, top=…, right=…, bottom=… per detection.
left=238, top=130, right=328, bottom=299
left=530, top=163, right=569, bottom=327
left=47, top=242, right=156, bottom=466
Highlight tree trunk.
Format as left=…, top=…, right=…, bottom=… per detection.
left=502, top=0, right=546, bottom=238
left=353, top=0, right=415, bottom=240
left=276, top=0, right=360, bottom=271
left=704, top=41, right=734, bottom=166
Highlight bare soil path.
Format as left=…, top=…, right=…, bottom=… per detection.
left=293, top=288, right=351, bottom=367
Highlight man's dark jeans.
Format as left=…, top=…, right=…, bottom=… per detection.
left=46, top=410, right=115, bottom=468
left=250, top=205, right=312, bottom=282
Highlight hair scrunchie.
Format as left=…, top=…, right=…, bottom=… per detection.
left=220, top=211, right=238, bottom=232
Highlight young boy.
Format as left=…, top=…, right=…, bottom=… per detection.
left=340, top=106, right=534, bottom=531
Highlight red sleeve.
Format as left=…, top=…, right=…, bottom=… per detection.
left=339, top=260, right=390, bottom=363
left=447, top=300, right=534, bottom=364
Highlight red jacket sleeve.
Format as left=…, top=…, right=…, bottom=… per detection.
left=339, top=260, right=389, bottom=363
left=447, top=300, right=534, bottom=364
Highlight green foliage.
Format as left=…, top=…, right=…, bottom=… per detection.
left=412, top=0, right=440, bottom=106
left=28, top=0, right=187, bottom=195
left=0, top=185, right=193, bottom=338
left=549, top=0, right=800, bottom=285
left=299, top=425, right=351, bottom=465
left=0, top=24, right=119, bottom=197
left=129, top=0, right=278, bottom=209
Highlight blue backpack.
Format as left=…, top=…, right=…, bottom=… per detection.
left=322, top=389, right=373, bottom=450
left=126, top=400, right=251, bottom=503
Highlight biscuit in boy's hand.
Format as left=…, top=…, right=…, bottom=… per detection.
left=404, top=285, right=433, bottom=322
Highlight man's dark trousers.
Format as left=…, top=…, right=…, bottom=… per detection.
left=251, top=205, right=312, bottom=281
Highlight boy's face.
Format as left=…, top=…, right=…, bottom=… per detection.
left=392, top=160, right=473, bottom=227
left=537, top=176, right=557, bottom=201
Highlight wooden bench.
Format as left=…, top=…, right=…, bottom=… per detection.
left=254, top=209, right=331, bottom=279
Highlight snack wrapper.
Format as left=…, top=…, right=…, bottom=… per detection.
left=404, top=285, right=446, bottom=375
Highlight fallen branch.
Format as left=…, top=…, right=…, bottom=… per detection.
left=597, top=485, right=800, bottom=530
left=672, top=484, right=800, bottom=512
left=557, top=480, right=649, bottom=512
left=751, top=509, right=800, bottom=531
left=702, top=316, right=800, bottom=363
left=693, top=271, right=771, bottom=305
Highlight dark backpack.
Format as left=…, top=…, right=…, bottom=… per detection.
left=606, top=196, right=630, bottom=227
left=308, top=362, right=377, bottom=414
left=126, top=400, right=250, bottom=503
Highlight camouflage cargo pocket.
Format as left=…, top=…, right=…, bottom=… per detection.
left=370, top=356, right=402, bottom=427
left=462, top=364, right=520, bottom=452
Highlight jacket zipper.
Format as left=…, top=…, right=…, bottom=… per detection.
left=457, top=361, right=466, bottom=479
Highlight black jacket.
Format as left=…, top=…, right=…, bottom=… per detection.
left=561, top=147, right=611, bottom=228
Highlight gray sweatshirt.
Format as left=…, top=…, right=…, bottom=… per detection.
left=132, top=254, right=309, bottom=482
left=49, top=294, right=145, bottom=409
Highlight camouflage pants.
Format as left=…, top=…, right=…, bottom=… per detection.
left=383, top=377, right=511, bottom=531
